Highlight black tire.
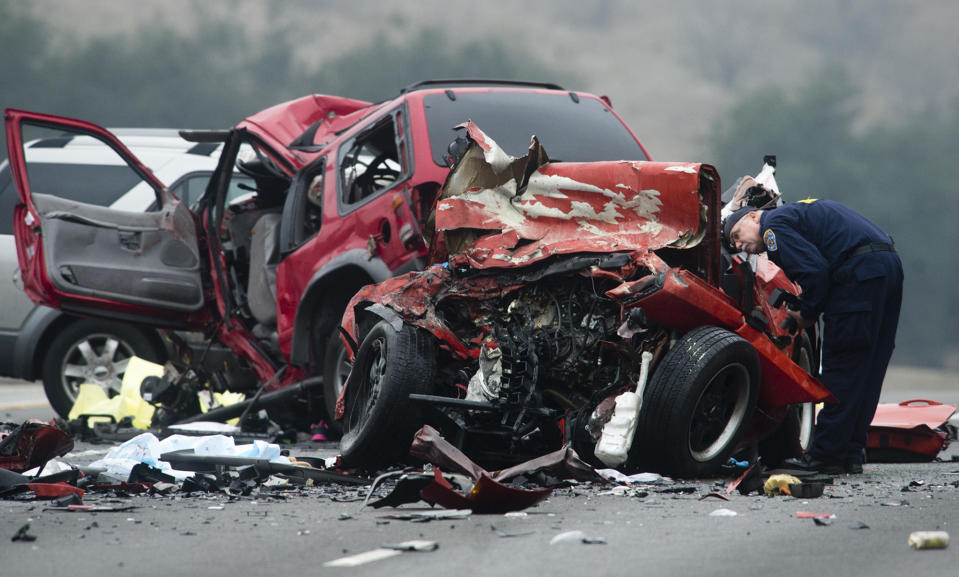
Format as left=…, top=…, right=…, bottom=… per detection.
left=631, top=326, right=760, bottom=477
left=339, top=320, right=435, bottom=470
left=322, top=332, right=350, bottom=435
left=758, top=335, right=817, bottom=465
left=41, top=319, right=166, bottom=419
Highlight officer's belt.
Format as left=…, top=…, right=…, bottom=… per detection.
left=846, top=242, right=895, bottom=259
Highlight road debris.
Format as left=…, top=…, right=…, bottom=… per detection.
left=0, top=420, right=74, bottom=472
left=813, top=517, right=833, bottom=527
left=11, top=523, right=37, bottom=542
left=549, top=530, right=607, bottom=545
left=764, top=473, right=802, bottom=496
left=796, top=511, right=835, bottom=519
left=323, top=540, right=438, bottom=567
left=709, top=508, right=738, bottom=517
left=908, top=531, right=950, bottom=550
left=868, top=400, right=956, bottom=462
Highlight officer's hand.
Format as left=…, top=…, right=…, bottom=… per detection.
left=787, top=309, right=815, bottom=330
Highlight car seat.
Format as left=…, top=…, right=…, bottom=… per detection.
left=246, top=212, right=281, bottom=328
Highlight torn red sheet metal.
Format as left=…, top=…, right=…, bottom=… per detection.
left=0, top=420, right=74, bottom=473
left=621, top=267, right=835, bottom=410
left=436, top=121, right=707, bottom=270
left=419, top=467, right=551, bottom=514
left=399, top=424, right=609, bottom=513
left=867, top=399, right=956, bottom=462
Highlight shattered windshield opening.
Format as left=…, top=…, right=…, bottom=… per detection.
left=423, top=92, right=647, bottom=166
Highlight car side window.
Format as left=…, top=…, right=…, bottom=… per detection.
left=169, top=173, right=254, bottom=208
left=339, top=115, right=404, bottom=207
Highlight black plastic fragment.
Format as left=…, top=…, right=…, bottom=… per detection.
left=129, top=463, right=176, bottom=484
left=181, top=474, right=219, bottom=493
left=11, top=523, right=36, bottom=542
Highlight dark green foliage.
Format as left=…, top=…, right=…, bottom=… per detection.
left=709, top=66, right=959, bottom=367
left=0, top=2, right=570, bottom=157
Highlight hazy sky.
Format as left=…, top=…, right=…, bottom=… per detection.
left=31, top=0, right=959, bottom=160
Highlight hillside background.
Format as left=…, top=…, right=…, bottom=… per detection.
left=3, top=0, right=958, bottom=369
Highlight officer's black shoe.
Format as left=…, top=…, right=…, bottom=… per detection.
left=846, top=460, right=864, bottom=474
left=780, top=453, right=845, bottom=476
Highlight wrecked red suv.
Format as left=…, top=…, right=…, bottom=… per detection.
left=337, top=123, right=834, bottom=476
left=5, top=81, right=652, bottom=428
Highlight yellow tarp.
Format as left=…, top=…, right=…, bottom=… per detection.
left=68, top=356, right=165, bottom=430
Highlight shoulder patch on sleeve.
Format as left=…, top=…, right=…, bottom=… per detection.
left=797, top=198, right=818, bottom=204
left=763, top=229, right=778, bottom=251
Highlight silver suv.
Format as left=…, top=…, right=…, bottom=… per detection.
left=0, top=128, right=250, bottom=417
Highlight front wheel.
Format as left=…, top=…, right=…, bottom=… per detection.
left=41, top=319, right=165, bottom=419
left=321, top=332, right=351, bottom=436
left=631, top=326, right=759, bottom=477
left=758, top=335, right=817, bottom=465
left=339, top=320, right=435, bottom=470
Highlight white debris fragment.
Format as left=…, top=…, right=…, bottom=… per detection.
left=596, top=469, right=671, bottom=485
left=323, top=541, right=439, bottom=567
left=709, top=508, right=739, bottom=517
left=549, top=530, right=607, bottom=545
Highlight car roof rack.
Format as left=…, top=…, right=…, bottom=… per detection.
left=400, top=79, right=565, bottom=94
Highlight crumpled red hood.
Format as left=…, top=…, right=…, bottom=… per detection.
left=433, top=122, right=712, bottom=269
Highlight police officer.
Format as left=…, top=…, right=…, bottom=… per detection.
left=724, top=199, right=904, bottom=474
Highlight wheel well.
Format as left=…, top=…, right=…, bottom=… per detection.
left=292, top=266, right=376, bottom=368
left=31, top=316, right=168, bottom=379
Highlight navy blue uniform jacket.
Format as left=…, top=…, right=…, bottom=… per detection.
left=759, top=199, right=893, bottom=321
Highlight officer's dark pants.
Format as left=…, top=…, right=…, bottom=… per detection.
left=809, top=251, right=904, bottom=465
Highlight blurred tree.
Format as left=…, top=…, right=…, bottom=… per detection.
left=1, top=4, right=570, bottom=159
left=710, top=66, right=959, bottom=367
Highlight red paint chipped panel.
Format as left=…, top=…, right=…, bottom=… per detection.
left=435, top=124, right=706, bottom=269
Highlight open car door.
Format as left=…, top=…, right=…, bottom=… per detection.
left=5, top=109, right=210, bottom=329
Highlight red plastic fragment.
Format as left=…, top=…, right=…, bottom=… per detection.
left=0, top=420, right=74, bottom=473
left=27, top=482, right=85, bottom=499
left=795, top=511, right=834, bottom=519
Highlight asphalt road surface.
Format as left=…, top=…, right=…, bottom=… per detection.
left=2, top=370, right=958, bottom=576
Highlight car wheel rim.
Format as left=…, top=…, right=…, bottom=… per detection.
left=332, top=340, right=352, bottom=402
left=794, top=345, right=815, bottom=451
left=688, top=362, right=751, bottom=462
left=345, top=336, right=387, bottom=433
left=61, top=334, right=136, bottom=401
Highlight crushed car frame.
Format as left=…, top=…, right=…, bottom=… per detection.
left=338, top=122, right=834, bottom=476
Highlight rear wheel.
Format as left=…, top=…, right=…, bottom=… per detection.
left=631, top=326, right=759, bottom=477
left=339, top=320, right=435, bottom=471
left=41, top=319, right=165, bottom=419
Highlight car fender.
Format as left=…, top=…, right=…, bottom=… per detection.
left=3, top=305, right=61, bottom=380
left=287, top=249, right=393, bottom=365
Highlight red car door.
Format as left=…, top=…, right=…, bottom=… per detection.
left=5, top=109, right=212, bottom=328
